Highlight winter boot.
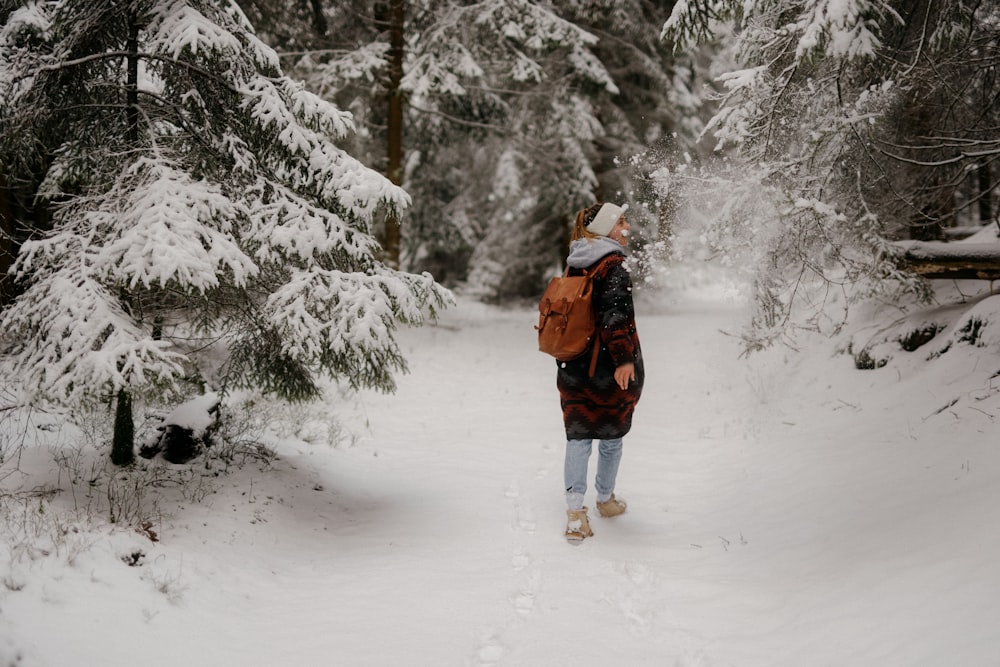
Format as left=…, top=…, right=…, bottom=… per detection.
left=565, top=508, right=593, bottom=542
left=596, top=493, right=627, bottom=518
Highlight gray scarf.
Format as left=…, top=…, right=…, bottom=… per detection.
left=566, top=236, right=625, bottom=269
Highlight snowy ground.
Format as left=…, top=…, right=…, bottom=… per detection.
left=2, top=280, right=1000, bottom=666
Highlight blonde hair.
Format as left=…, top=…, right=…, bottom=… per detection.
left=571, top=203, right=604, bottom=241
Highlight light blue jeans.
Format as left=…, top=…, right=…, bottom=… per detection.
left=564, top=437, right=623, bottom=510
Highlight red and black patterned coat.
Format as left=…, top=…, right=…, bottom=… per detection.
left=556, top=252, right=644, bottom=440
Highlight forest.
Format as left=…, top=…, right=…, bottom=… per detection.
left=0, top=1, right=999, bottom=663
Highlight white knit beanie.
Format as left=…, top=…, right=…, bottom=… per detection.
left=586, top=203, right=624, bottom=237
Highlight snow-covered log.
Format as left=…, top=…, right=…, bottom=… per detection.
left=894, top=240, right=1000, bottom=281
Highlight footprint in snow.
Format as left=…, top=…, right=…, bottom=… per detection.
left=473, top=635, right=504, bottom=666
left=511, top=548, right=531, bottom=572
left=511, top=568, right=541, bottom=617
left=505, top=480, right=536, bottom=533
left=512, top=498, right=536, bottom=533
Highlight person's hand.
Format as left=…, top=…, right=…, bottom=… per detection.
left=614, top=362, right=635, bottom=390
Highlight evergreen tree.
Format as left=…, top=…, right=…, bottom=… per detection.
left=0, top=0, right=450, bottom=461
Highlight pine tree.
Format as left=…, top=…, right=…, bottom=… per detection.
left=0, top=0, right=450, bottom=462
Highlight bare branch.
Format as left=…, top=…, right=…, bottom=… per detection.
left=875, top=146, right=1000, bottom=167
left=407, top=102, right=508, bottom=132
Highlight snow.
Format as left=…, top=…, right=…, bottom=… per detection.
left=0, top=3, right=50, bottom=43
left=93, top=160, right=257, bottom=291
left=0, top=272, right=185, bottom=402
left=894, top=240, right=1000, bottom=262
left=403, top=49, right=482, bottom=98
left=146, top=1, right=243, bottom=60
left=567, top=45, right=620, bottom=95
left=3, top=282, right=1000, bottom=665
left=661, top=0, right=691, bottom=36
left=160, top=392, right=220, bottom=435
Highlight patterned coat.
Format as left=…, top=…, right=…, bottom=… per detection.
left=556, top=250, right=644, bottom=440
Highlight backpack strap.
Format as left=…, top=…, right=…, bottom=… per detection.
left=587, top=336, right=600, bottom=377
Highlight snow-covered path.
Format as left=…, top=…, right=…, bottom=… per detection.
left=324, top=294, right=758, bottom=666
left=4, top=290, right=1000, bottom=666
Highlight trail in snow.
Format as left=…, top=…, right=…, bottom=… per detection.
left=335, top=292, right=768, bottom=666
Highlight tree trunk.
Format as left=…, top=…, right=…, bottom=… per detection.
left=382, top=0, right=405, bottom=269
left=308, top=0, right=328, bottom=36
left=110, top=17, right=141, bottom=468
left=111, top=388, right=135, bottom=466
left=127, top=18, right=140, bottom=143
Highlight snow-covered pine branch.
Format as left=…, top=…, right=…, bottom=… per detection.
left=1, top=271, right=186, bottom=404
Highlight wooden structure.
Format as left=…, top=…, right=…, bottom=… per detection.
left=895, top=239, right=1000, bottom=281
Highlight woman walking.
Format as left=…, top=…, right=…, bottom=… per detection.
left=557, top=202, right=644, bottom=542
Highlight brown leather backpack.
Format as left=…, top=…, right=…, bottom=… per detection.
left=535, top=257, right=610, bottom=376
